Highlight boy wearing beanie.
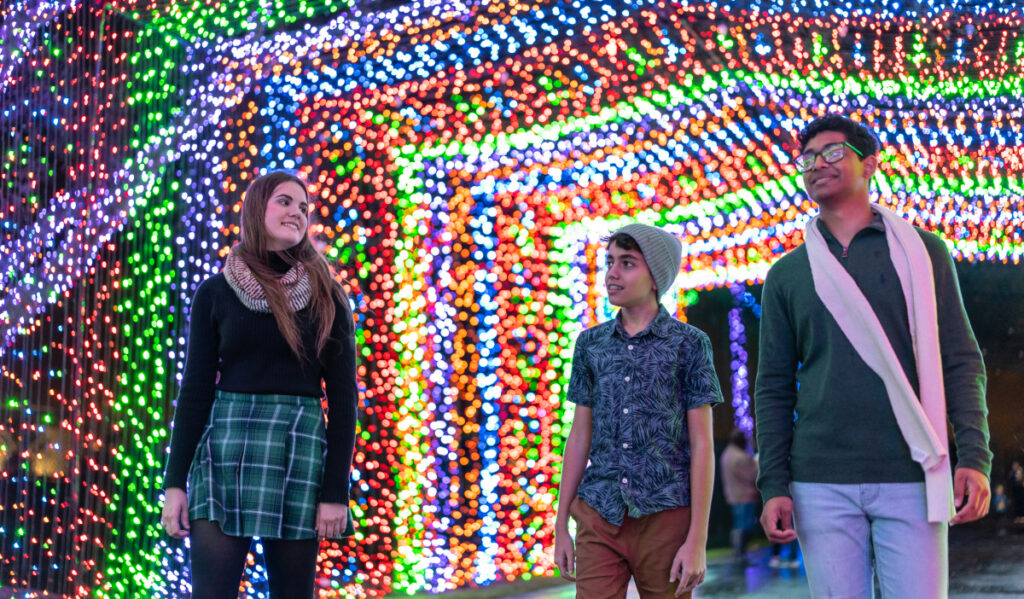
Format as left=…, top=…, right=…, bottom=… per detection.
left=554, top=223, right=723, bottom=598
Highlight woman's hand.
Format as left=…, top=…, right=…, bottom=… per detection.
left=316, top=503, right=349, bottom=539
left=161, top=487, right=190, bottom=539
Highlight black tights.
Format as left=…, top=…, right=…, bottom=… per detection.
left=190, top=519, right=319, bottom=599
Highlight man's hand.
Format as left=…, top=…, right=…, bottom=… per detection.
left=669, top=538, right=706, bottom=597
left=554, top=525, right=576, bottom=581
left=950, top=467, right=990, bottom=525
left=316, top=503, right=349, bottom=538
left=760, top=496, right=798, bottom=544
left=161, top=487, right=190, bottom=539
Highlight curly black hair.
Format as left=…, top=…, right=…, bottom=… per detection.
left=798, top=115, right=879, bottom=158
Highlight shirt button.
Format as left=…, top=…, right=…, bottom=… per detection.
left=623, top=408, right=629, bottom=414
left=622, top=443, right=629, bottom=449
left=622, top=478, right=628, bottom=484
left=628, top=344, right=634, bottom=350
left=624, top=375, right=630, bottom=382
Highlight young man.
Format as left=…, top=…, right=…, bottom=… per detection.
left=755, top=115, right=992, bottom=598
left=554, top=223, right=723, bottom=598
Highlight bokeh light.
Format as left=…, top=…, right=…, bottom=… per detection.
left=1, top=0, right=1021, bottom=596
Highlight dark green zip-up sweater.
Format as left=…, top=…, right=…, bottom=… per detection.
left=755, top=214, right=991, bottom=502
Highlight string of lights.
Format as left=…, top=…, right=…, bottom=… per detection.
left=1, top=0, right=1021, bottom=596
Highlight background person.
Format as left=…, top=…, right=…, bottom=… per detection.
left=720, top=428, right=759, bottom=563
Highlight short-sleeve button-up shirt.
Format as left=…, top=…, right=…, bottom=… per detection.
left=567, top=307, right=723, bottom=525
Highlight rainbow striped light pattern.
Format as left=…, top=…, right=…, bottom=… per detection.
left=1, top=0, right=1022, bottom=596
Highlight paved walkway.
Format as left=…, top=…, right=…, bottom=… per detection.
left=2, top=520, right=1021, bottom=598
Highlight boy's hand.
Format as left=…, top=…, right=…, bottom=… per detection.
left=554, top=525, right=576, bottom=581
left=669, top=538, right=706, bottom=596
left=951, top=467, right=990, bottom=525
left=760, top=496, right=798, bottom=544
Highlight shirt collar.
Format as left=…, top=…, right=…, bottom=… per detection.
left=612, top=306, right=674, bottom=340
left=815, top=208, right=885, bottom=244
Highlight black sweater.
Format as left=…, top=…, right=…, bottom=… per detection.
left=163, top=255, right=358, bottom=503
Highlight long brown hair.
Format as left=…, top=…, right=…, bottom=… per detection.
left=235, top=170, right=349, bottom=361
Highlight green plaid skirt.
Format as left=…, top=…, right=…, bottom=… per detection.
left=188, top=390, right=333, bottom=540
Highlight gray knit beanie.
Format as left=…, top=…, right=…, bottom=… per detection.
left=611, top=223, right=683, bottom=299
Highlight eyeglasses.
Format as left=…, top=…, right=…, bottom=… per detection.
left=795, top=142, right=864, bottom=172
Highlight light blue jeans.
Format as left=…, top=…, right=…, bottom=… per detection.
left=791, top=482, right=947, bottom=599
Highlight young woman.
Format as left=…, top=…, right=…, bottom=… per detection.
left=161, top=171, right=358, bottom=598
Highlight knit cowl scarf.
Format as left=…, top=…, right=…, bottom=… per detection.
left=223, top=247, right=312, bottom=314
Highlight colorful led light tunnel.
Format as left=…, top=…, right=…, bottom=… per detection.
left=1, top=0, right=1022, bottom=596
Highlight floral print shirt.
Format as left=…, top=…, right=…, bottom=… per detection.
left=567, top=307, right=723, bottom=525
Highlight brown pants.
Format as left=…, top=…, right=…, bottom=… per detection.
left=571, top=497, right=692, bottom=599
